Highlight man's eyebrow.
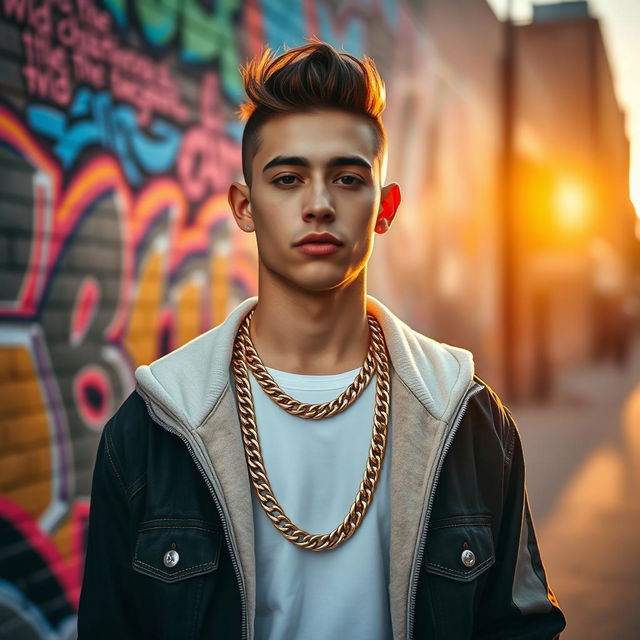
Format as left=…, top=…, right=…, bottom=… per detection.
left=262, top=155, right=372, bottom=173
left=327, top=156, right=372, bottom=171
left=262, top=156, right=309, bottom=172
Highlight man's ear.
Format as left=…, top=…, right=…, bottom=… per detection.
left=375, top=183, right=401, bottom=234
left=228, top=182, right=254, bottom=233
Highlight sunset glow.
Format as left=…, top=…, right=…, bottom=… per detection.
left=488, top=0, right=640, bottom=224
left=553, top=179, right=591, bottom=230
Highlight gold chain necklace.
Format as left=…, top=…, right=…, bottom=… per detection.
left=240, top=309, right=378, bottom=418
left=231, top=310, right=391, bottom=551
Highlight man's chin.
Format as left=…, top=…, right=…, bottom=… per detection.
left=283, top=273, right=354, bottom=295
left=291, top=278, right=350, bottom=294
left=259, top=262, right=363, bottom=294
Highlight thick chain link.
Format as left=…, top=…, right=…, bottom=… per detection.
left=240, top=309, right=377, bottom=418
left=231, top=311, right=391, bottom=551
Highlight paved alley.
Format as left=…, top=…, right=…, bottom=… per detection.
left=512, top=339, right=640, bottom=639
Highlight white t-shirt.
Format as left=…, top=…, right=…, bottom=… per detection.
left=249, top=366, right=393, bottom=640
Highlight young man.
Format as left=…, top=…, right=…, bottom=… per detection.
left=78, top=41, right=566, bottom=639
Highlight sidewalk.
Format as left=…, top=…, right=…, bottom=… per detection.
left=511, top=338, right=640, bottom=640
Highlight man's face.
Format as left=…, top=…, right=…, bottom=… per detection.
left=233, top=109, right=396, bottom=293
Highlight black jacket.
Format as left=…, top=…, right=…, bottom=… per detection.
left=78, top=296, right=566, bottom=639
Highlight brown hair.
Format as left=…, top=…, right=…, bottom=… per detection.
left=237, top=39, right=387, bottom=186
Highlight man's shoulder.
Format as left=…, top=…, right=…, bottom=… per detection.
left=463, top=375, right=518, bottom=464
left=133, top=297, right=257, bottom=431
left=104, top=390, right=154, bottom=455
left=368, top=296, right=477, bottom=423
left=103, top=388, right=200, bottom=488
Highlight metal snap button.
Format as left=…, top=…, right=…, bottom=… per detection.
left=163, top=549, right=180, bottom=568
left=461, top=549, right=476, bottom=567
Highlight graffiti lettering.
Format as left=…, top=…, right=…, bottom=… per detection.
left=178, top=74, right=240, bottom=201
left=21, top=27, right=72, bottom=105
left=110, top=62, right=187, bottom=127
left=4, top=0, right=189, bottom=124
left=101, top=0, right=244, bottom=101
left=27, top=89, right=182, bottom=186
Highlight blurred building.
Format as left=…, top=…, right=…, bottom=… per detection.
left=509, top=0, right=637, bottom=398
left=376, top=0, right=637, bottom=399
left=372, top=0, right=506, bottom=388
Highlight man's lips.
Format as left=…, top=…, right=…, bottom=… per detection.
left=293, top=232, right=343, bottom=247
left=296, top=243, right=341, bottom=256
left=293, top=233, right=344, bottom=256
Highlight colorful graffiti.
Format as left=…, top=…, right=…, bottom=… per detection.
left=0, top=0, right=406, bottom=636
left=0, top=102, right=255, bottom=637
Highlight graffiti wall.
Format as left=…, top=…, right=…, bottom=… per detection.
left=0, top=0, right=421, bottom=637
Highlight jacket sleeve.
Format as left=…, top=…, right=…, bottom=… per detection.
left=475, top=403, right=566, bottom=639
left=77, top=414, right=143, bottom=638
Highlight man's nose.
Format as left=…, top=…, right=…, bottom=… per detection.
left=302, top=182, right=336, bottom=223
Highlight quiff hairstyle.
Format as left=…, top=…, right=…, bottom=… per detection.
left=237, top=39, right=387, bottom=186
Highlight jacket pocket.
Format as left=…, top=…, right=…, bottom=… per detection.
left=424, top=514, right=495, bottom=582
left=420, top=515, right=495, bottom=638
left=132, top=518, right=222, bottom=583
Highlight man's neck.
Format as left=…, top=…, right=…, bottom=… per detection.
left=249, top=276, right=370, bottom=376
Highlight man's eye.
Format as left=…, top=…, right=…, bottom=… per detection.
left=274, top=175, right=299, bottom=185
left=337, top=175, right=364, bottom=186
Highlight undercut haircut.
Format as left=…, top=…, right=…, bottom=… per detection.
left=237, top=39, right=387, bottom=187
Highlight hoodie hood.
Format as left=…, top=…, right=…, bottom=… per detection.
left=134, top=295, right=475, bottom=431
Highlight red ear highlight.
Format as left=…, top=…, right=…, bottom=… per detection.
left=390, top=183, right=401, bottom=210
left=375, top=184, right=401, bottom=234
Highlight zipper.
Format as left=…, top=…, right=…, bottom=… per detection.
left=137, top=388, right=249, bottom=640
left=406, top=381, right=484, bottom=639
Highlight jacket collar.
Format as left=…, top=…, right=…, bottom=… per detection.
left=135, top=295, right=475, bottom=430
